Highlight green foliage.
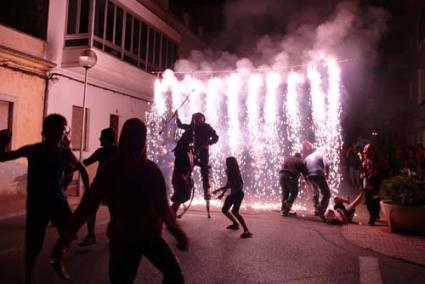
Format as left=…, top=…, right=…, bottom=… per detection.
left=380, top=175, right=425, bottom=207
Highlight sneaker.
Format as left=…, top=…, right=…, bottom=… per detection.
left=78, top=235, right=97, bottom=247
left=226, top=224, right=239, bottom=230
left=240, top=232, right=253, bottom=239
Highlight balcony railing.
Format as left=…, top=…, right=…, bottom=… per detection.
left=65, top=0, right=178, bottom=73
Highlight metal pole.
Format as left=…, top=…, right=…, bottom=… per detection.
left=78, top=67, right=89, bottom=196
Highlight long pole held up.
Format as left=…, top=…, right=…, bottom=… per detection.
left=158, top=89, right=194, bottom=135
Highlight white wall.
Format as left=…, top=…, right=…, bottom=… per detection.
left=47, top=74, right=150, bottom=159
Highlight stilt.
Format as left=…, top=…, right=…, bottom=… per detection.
left=206, top=200, right=211, bottom=218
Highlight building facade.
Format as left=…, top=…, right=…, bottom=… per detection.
left=407, top=0, right=425, bottom=146
left=0, top=12, right=55, bottom=195
left=0, top=0, right=207, bottom=195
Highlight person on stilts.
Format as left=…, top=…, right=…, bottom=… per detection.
left=176, top=112, right=218, bottom=218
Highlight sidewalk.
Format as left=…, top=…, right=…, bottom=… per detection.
left=340, top=201, right=425, bottom=267
left=341, top=220, right=425, bottom=266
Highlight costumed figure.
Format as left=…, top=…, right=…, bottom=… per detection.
left=176, top=112, right=219, bottom=218
left=170, top=129, right=195, bottom=218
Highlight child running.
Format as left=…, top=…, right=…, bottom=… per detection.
left=213, top=156, right=252, bottom=239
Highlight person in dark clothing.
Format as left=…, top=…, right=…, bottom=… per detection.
left=176, top=112, right=219, bottom=217
left=346, top=145, right=361, bottom=188
left=51, top=118, right=188, bottom=284
left=79, top=128, right=118, bottom=247
left=279, top=153, right=308, bottom=216
left=213, top=157, right=252, bottom=239
left=324, top=188, right=366, bottom=225
left=303, top=140, right=331, bottom=220
left=170, top=129, right=194, bottom=215
left=0, top=114, right=89, bottom=284
left=61, top=127, right=75, bottom=189
left=361, top=143, right=381, bottom=226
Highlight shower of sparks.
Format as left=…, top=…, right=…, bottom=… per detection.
left=147, top=57, right=344, bottom=211
left=325, top=58, right=343, bottom=193
left=286, top=72, right=303, bottom=154
left=226, top=74, right=242, bottom=155
left=307, top=63, right=327, bottom=149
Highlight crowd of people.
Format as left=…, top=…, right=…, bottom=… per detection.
left=0, top=111, right=396, bottom=283
left=0, top=111, right=251, bottom=284
left=343, top=143, right=425, bottom=185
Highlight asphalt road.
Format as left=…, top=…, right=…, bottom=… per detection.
left=0, top=207, right=425, bottom=284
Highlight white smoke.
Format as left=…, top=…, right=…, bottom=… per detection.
left=175, top=0, right=388, bottom=81
left=150, top=0, right=389, bottom=209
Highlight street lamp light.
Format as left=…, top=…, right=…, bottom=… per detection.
left=77, top=49, right=97, bottom=196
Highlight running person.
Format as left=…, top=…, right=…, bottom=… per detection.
left=79, top=128, right=118, bottom=246
left=0, top=114, right=89, bottom=284
left=213, top=157, right=252, bottom=239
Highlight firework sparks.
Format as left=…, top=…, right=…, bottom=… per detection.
left=147, top=58, right=343, bottom=210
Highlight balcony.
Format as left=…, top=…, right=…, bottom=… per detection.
left=62, top=0, right=181, bottom=99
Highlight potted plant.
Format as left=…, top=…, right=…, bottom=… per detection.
left=380, top=175, right=425, bottom=236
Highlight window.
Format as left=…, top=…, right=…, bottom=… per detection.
left=167, top=40, right=173, bottom=69
left=0, top=0, right=49, bottom=40
left=161, top=37, right=168, bottom=70
left=109, top=114, right=119, bottom=144
left=133, top=19, right=140, bottom=56
left=67, top=0, right=78, bottom=34
left=140, top=22, right=148, bottom=62
left=71, top=106, right=90, bottom=151
left=66, top=0, right=180, bottom=72
left=66, top=0, right=90, bottom=34
left=94, top=0, right=106, bottom=38
left=105, top=1, right=115, bottom=42
left=124, top=13, right=133, bottom=52
left=115, top=7, right=124, bottom=46
left=154, top=31, right=161, bottom=67
left=148, top=27, right=155, bottom=65
left=80, top=0, right=90, bottom=33
left=0, top=100, right=13, bottom=150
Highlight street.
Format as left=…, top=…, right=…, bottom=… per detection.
left=0, top=206, right=425, bottom=283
